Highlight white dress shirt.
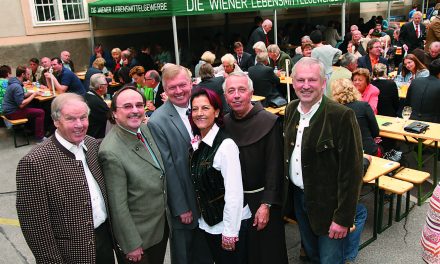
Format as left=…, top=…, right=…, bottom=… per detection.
left=55, top=131, right=107, bottom=228
left=173, top=103, right=193, bottom=140
left=289, top=99, right=322, bottom=189
left=192, top=124, right=251, bottom=237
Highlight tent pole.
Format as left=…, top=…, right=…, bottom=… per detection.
left=341, top=1, right=346, bottom=39
left=387, top=0, right=391, bottom=23
left=172, top=16, right=180, bottom=65
left=89, top=17, right=95, bottom=54
left=422, top=0, right=425, bottom=18
left=274, top=9, right=278, bottom=45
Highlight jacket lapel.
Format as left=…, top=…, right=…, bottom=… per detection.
left=140, top=125, right=164, bottom=172
left=115, top=126, right=161, bottom=170
left=165, top=101, right=191, bottom=144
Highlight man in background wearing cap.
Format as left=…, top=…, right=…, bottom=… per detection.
left=85, top=73, right=109, bottom=139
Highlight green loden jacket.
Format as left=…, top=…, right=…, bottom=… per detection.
left=283, top=96, right=364, bottom=235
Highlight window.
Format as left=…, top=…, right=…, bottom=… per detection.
left=31, top=0, right=89, bottom=26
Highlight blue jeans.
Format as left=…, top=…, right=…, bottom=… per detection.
left=344, top=204, right=368, bottom=262
left=293, top=186, right=346, bottom=264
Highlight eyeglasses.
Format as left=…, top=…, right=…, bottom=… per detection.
left=116, top=103, right=145, bottom=110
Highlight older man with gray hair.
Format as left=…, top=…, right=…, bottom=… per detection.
left=329, top=53, right=358, bottom=91
left=246, top=19, right=273, bottom=55
left=16, top=93, right=114, bottom=263
left=223, top=71, right=288, bottom=264
left=214, top=53, right=242, bottom=77
left=85, top=73, right=109, bottom=139
left=267, top=44, right=292, bottom=72
left=284, top=57, right=363, bottom=263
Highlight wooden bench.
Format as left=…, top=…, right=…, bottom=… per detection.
left=377, top=176, right=414, bottom=233
left=393, top=168, right=430, bottom=207
left=1, top=115, right=30, bottom=148
left=380, top=131, right=438, bottom=148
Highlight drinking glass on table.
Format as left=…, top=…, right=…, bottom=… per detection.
left=402, top=106, right=412, bottom=126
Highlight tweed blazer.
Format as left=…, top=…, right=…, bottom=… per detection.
left=283, top=96, right=364, bottom=235
left=148, top=100, right=199, bottom=230
left=99, top=124, right=167, bottom=254
left=16, top=135, right=109, bottom=264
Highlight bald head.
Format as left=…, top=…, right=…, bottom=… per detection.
left=430, top=41, right=440, bottom=58
left=262, top=19, right=273, bottom=33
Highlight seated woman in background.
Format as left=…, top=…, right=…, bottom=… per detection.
left=371, top=63, right=400, bottom=117
left=332, top=78, right=381, bottom=156
left=352, top=68, right=380, bottom=114
left=129, top=66, right=154, bottom=102
left=395, top=54, right=429, bottom=83
left=195, top=51, right=216, bottom=78
left=189, top=88, right=251, bottom=263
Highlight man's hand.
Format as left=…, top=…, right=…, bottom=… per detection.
left=253, top=204, right=270, bottom=231
left=44, top=72, right=52, bottom=79
left=126, top=247, right=143, bottom=262
left=403, top=44, right=409, bottom=52
left=160, top=92, right=168, bottom=102
left=180, top=211, right=193, bottom=224
left=146, top=101, right=156, bottom=111
left=328, top=221, right=348, bottom=239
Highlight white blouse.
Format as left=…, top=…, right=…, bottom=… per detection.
left=192, top=124, right=252, bottom=237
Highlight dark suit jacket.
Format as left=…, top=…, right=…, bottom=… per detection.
left=405, top=75, right=440, bottom=122
left=99, top=125, right=167, bottom=253
left=248, top=63, right=281, bottom=106
left=357, top=55, right=388, bottom=73
left=196, top=76, right=229, bottom=113
left=16, top=136, right=110, bottom=263
left=400, top=21, right=426, bottom=52
left=234, top=52, right=254, bottom=72
left=148, top=101, right=199, bottom=230
left=246, top=26, right=267, bottom=55
left=85, top=90, right=109, bottom=139
left=154, top=83, right=165, bottom=109
left=371, top=79, right=400, bottom=117
left=283, top=96, right=363, bottom=235
left=345, top=101, right=380, bottom=155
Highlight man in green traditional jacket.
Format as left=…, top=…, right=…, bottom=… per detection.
left=283, top=57, right=363, bottom=264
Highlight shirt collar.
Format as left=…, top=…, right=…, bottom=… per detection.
left=55, top=130, right=87, bottom=153
left=154, top=83, right=160, bottom=92
left=173, top=103, right=190, bottom=116
left=201, top=124, right=219, bottom=147
left=116, top=124, right=140, bottom=136
left=297, top=98, right=322, bottom=116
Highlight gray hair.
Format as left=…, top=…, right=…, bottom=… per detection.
left=291, top=57, right=325, bottom=81
left=253, top=41, right=267, bottom=52
left=256, top=52, right=269, bottom=63
left=221, top=53, right=236, bottom=65
left=89, top=73, right=107, bottom=91
left=373, top=63, right=388, bottom=77
left=51, top=93, right=90, bottom=121
left=222, top=71, right=254, bottom=93
left=267, top=44, right=280, bottom=54
left=340, top=53, right=357, bottom=67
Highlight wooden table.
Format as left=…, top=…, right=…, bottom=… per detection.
left=360, top=156, right=400, bottom=249
left=75, top=71, right=86, bottom=81
left=376, top=115, right=440, bottom=203
left=279, top=76, right=292, bottom=84
left=251, top=95, right=265, bottom=102
left=265, top=106, right=286, bottom=115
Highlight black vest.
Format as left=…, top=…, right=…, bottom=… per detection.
left=190, top=130, right=228, bottom=226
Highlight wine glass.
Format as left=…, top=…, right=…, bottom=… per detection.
left=402, top=106, right=412, bottom=126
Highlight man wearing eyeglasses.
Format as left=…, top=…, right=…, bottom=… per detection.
left=99, top=87, right=168, bottom=264
left=85, top=73, right=110, bottom=139
left=148, top=64, right=213, bottom=264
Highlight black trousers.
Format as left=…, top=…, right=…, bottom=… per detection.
left=118, top=221, right=169, bottom=264
left=95, top=220, right=115, bottom=264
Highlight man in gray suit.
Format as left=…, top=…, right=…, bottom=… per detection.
left=99, top=87, right=168, bottom=263
left=149, top=64, right=212, bottom=264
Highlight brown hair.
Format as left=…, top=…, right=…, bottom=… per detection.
left=401, top=53, right=427, bottom=77
left=352, top=68, right=371, bottom=85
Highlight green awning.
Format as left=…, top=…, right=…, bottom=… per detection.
left=173, top=0, right=344, bottom=16
left=88, top=0, right=345, bottom=18
left=88, top=0, right=173, bottom=18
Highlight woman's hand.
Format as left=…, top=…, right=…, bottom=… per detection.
left=221, top=235, right=238, bottom=251
left=126, top=247, right=143, bottom=262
